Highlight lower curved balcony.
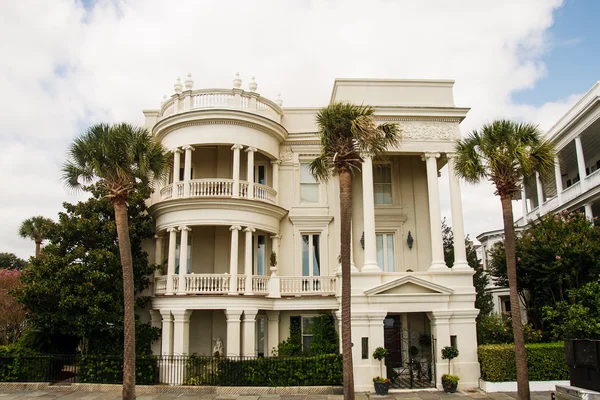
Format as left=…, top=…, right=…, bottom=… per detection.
left=160, top=179, right=276, bottom=204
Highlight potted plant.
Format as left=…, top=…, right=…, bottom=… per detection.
left=441, top=345, right=459, bottom=393
left=372, top=347, right=390, bottom=395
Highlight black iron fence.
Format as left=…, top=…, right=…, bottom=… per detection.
left=0, top=354, right=343, bottom=386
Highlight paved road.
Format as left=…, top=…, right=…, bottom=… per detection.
left=0, top=391, right=553, bottom=400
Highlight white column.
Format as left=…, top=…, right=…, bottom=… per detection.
left=575, top=136, right=587, bottom=190
left=232, top=144, right=243, bottom=197
left=271, top=160, right=280, bottom=204
left=166, top=227, right=178, bottom=295
left=160, top=310, right=173, bottom=355
left=554, top=156, right=563, bottom=205
left=361, top=157, right=380, bottom=272
left=225, top=309, right=243, bottom=356
left=154, top=234, right=164, bottom=279
left=244, top=227, right=256, bottom=294
left=246, top=147, right=256, bottom=199
left=177, top=226, right=190, bottom=295
left=429, top=311, right=452, bottom=386
left=172, top=148, right=182, bottom=199
left=242, top=309, right=259, bottom=357
left=423, top=153, right=446, bottom=270
left=172, top=309, right=192, bottom=355
left=535, top=172, right=544, bottom=215
left=150, top=310, right=162, bottom=355
left=229, top=226, right=242, bottom=295
left=585, top=203, right=594, bottom=220
left=447, top=154, right=469, bottom=270
left=266, top=311, right=279, bottom=356
left=521, top=185, right=528, bottom=225
left=182, top=145, right=194, bottom=197
left=350, top=222, right=358, bottom=272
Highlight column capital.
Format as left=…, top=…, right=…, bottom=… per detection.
left=231, top=144, right=244, bottom=151
left=245, top=146, right=257, bottom=153
left=266, top=310, right=280, bottom=321
left=445, top=152, right=458, bottom=160
left=244, top=227, right=256, bottom=233
left=243, top=309, right=259, bottom=321
left=172, top=147, right=183, bottom=154
left=159, top=309, right=173, bottom=321
left=224, top=309, right=244, bottom=321
left=154, top=233, right=165, bottom=240
left=271, top=159, right=281, bottom=165
left=182, top=144, right=195, bottom=151
left=270, top=234, right=282, bottom=240
left=178, top=225, right=192, bottom=232
left=229, top=225, right=242, bottom=231
left=171, top=309, right=192, bottom=321
left=167, top=227, right=179, bottom=233
left=421, top=152, right=440, bottom=161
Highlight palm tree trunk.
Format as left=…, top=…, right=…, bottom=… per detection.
left=501, top=194, right=530, bottom=400
left=339, top=169, right=354, bottom=400
left=114, top=199, right=136, bottom=400
left=35, top=240, right=41, bottom=259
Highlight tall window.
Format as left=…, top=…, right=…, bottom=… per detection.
left=302, top=234, right=321, bottom=277
left=374, top=164, right=392, bottom=205
left=376, top=233, right=395, bottom=272
left=302, top=317, right=315, bottom=350
left=255, top=235, right=266, bottom=276
left=300, top=163, right=319, bottom=203
left=254, top=165, right=266, bottom=185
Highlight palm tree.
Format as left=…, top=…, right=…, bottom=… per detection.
left=63, top=123, right=168, bottom=400
left=19, top=216, right=54, bottom=258
left=454, top=120, right=555, bottom=400
left=310, top=103, right=400, bottom=399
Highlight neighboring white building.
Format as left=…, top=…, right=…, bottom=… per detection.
left=141, top=74, right=480, bottom=391
left=477, top=81, right=600, bottom=319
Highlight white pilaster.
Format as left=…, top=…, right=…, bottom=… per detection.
left=182, top=145, right=194, bottom=197
left=535, top=172, right=544, bottom=214
left=361, top=157, right=380, bottom=272
left=429, top=311, right=452, bottom=388
left=246, top=147, right=256, bottom=199
left=229, top=226, right=242, bottom=295
left=166, top=227, right=178, bottom=295
left=172, top=309, right=192, bottom=355
left=575, top=136, right=587, bottom=190
left=423, top=153, right=446, bottom=270
left=585, top=203, right=594, bottom=220
left=172, top=148, right=182, bottom=199
left=271, top=160, right=280, bottom=204
left=149, top=310, right=162, bottom=356
left=447, top=154, right=469, bottom=270
left=521, top=185, right=528, bottom=225
left=244, top=227, right=256, bottom=295
left=154, top=234, right=164, bottom=279
left=266, top=311, right=280, bottom=356
left=232, top=144, right=243, bottom=197
left=160, top=310, right=173, bottom=355
left=242, top=309, right=259, bottom=357
left=177, top=226, right=190, bottom=295
left=225, top=309, right=243, bottom=356
left=554, top=156, right=563, bottom=205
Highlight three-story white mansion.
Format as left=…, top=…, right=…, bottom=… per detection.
left=141, top=74, right=480, bottom=391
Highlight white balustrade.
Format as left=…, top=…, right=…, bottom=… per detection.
left=280, top=276, right=336, bottom=296
left=155, top=276, right=167, bottom=294
left=162, top=103, right=175, bottom=117
left=586, top=169, right=600, bottom=191
left=159, top=179, right=277, bottom=204
left=175, top=183, right=184, bottom=198
left=160, top=185, right=173, bottom=201
left=237, top=276, right=246, bottom=293
left=239, top=182, right=249, bottom=198
left=543, top=196, right=559, bottom=214
left=172, top=276, right=179, bottom=292
left=253, top=183, right=276, bottom=203
left=184, top=274, right=230, bottom=294
left=192, top=91, right=234, bottom=108
left=189, top=179, right=234, bottom=197
left=252, top=276, right=269, bottom=293
left=562, top=181, right=582, bottom=204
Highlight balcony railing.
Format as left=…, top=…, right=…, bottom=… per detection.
left=280, top=276, right=336, bottom=296
left=159, top=179, right=276, bottom=204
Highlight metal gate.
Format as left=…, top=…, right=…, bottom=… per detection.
left=385, top=328, right=436, bottom=389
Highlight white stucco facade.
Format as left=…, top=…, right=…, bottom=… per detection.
left=141, top=74, right=480, bottom=391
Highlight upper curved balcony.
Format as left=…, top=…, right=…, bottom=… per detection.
left=160, top=179, right=276, bottom=204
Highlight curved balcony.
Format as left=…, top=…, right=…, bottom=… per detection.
left=159, top=179, right=276, bottom=204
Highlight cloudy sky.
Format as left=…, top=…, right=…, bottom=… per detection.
left=1, top=0, right=599, bottom=259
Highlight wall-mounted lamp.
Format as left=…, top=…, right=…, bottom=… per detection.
left=360, top=232, right=365, bottom=250
left=407, top=231, right=414, bottom=250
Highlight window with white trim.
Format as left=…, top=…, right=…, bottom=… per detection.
left=175, top=234, right=192, bottom=274
left=374, top=164, right=392, bottom=205
left=302, top=317, right=315, bottom=351
left=376, top=233, right=395, bottom=272
left=300, top=163, right=319, bottom=203
left=302, top=234, right=321, bottom=277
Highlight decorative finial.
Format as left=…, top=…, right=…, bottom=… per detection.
left=174, top=77, right=183, bottom=94
left=232, top=72, right=242, bottom=89
left=184, top=73, right=194, bottom=90
left=249, top=76, right=257, bottom=92
left=275, top=92, right=283, bottom=107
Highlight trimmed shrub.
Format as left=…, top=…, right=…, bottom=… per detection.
left=78, top=355, right=158, bottom=384
left=478, top=342, right=568, bottom=382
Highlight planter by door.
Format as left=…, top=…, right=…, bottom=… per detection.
left=374, top=382, right=390, bottom=395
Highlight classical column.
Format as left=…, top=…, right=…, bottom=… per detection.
left=428, top=311, right=452, bottom=386
left=150, top=310, right=162, bottom=355
left=242, top=309, right=259, bottom=357
left=266, top=311, right=280, bottom=356
left=166, top=227, right=178, bottom=295
left=535, top=172, right=544, bottom=214
left=160, top=310, right=173, bottom=355
left=554, top=156, right=563, bottom=205
left=521, top=185, right=528, bottom=225
left=229, top=226, right=242, bottom=295
left=361, top=157, right=380, bottom=272
left=244, top=227, right=256, bottom=295
left=232, top=144, right=243, bottom=197
left=182, top=145, right=195, bottom=197
left=246, top=147, right=256, bottom=199
left=172, top=309, right=192, bottom=355
left=225, top=309, right=243, bottom=356
left=271, top=160, right=280, bottom=204
left=423, top=153, right=446, bottom=270
left=172, top=148, right=182, bottom=199
left=177, top=226, right=191, bottom=295
left=575, top=136, right=587, bottom=190
left=446, top=154, right=469, bottom=270
left=585, top=203, right=594, bottom=220
left=154, top=233, right=164, bottom=279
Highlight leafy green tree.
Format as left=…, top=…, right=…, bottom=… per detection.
left=19, top=216, right=54, bottom=259
left=0, top=253, right=26, bottom=270
left=454, top=120, right=555, bottom=400
left=442, top=219, right=493, bottom=320
left=309, top=103, right=400, bottom=400
left=15, top=184, right=158, bottom=355
left=62, top=123, right=168, bottom=400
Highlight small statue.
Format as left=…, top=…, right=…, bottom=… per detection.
left=213, top=336, right=223, bottom=357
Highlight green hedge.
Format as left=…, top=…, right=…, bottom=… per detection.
left=0, top=346, right=53, bottom=382
left=478, top=342, right=569, bottom=382
left=78, top=355, right=158, bottom=384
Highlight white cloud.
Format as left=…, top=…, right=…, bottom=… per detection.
left=0, top=0, right=580, bottom=258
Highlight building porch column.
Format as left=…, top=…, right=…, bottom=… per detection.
left=182, top=145, right=195, bottom=197
left=266, top=311, right=280, bottom=356
left=177, top=226, right=191, bottom=295
left=166, top=227, right=178, bottom=295
left=229, top=226, right=242, bottom=295
left=232, top=144, right=243, bottom=197
left=172, top=309, right=192, bottom=355
left=225, top=309, right=243, bottom=356
left=242, top=309, right=259, bottom=357
left=423, top=152, right=446, bottom=270
left=160, top=310, right=173, bottom=356
left=554, top=156, right=563, bottom=205
left=244, top=227, right=256, bottom=295
left=446, top=153, right=469, bottom=270
left=575, top=136, right=587, bottom=190
left=246, top=147, right=256, bottom=199
left=172, top=148, right=182, bottom=199
left=361, top=157, right=379, bottom=272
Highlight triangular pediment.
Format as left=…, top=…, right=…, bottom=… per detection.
left=364, top=275, right=453, bottom=296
